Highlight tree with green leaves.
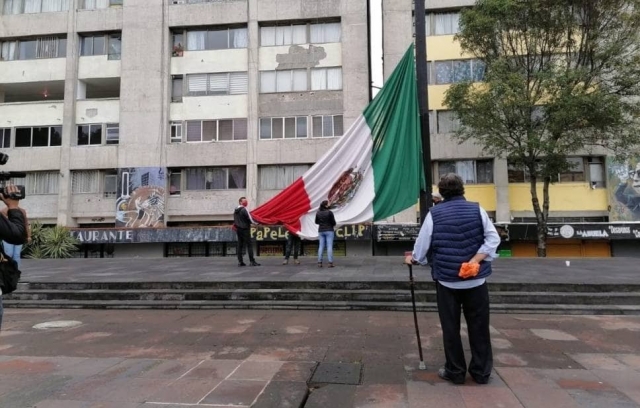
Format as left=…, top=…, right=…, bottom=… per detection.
left=444, top=0, right=640, bottom=256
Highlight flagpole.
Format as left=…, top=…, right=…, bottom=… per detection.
left=414, top=0, right=433, bottom=223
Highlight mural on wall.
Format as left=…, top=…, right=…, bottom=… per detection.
left=116, top=167, right=166, bottom=228
left=608, top=156, right=640, bottom=222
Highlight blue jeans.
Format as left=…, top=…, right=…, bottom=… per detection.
left=3, top=242, right=22, bottom=269
left=318, top=231, right=334, bottom=263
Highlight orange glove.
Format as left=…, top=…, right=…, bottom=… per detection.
left=459, top=262, right=480, bottom=279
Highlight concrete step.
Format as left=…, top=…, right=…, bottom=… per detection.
left=19, top=281, right=640, bottom=293
left=7, top=289, right=640, bottom=306
left=4, top=298, right=640, bottom=315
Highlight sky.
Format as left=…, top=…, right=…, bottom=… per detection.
left=370, top=0, right=384, bottom=98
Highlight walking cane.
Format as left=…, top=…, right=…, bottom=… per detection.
left=406, top=255, right=426, bottom=370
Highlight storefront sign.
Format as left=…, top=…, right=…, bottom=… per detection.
left=375, top=224, right=421, bottom=242
left=504, top=223, right=640, bottom=241
left=250, top=224, right=371, bottom=241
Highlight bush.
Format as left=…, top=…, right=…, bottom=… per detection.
left=25, top=222, right=79, bottom=259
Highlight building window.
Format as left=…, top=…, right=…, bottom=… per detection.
left=436, top=110, right=461, bottom=134
left=80, top=33, right=120, bottom=59
left=311, top=67, right=342, bottom=91
left=588, top=157, right=605, bottom=188
left=15, top=126, right=62, bottom=147
left=72, top=170, right=101, bottom=194
left=184, top=167, right=246, bottom=190
left=259, top=165, right=311, bottom=189
left=82, top=0, right=122, bottom=10
left=260, top=24, right=307, bottom=46
left=426, top=11, right=461, bottom=36
left=172, top=76, right=183, bottom=102
left=185, top=119, right=247, bottom=142
left=104, top=172, right=117, bottom=197
left=77, top=124, right=103, bottom=146
left=170, top=121, right=183, bottom=143
left=437, top=160, right=494, bottom=184
left=106, top=123, right=119, bottom=144
left=508, top=160, right=586, bottom=183
left=312, top=115, right=343, bottom=138
left=260, top=69, right=307, bottom=93
left=309, top=22, right=342, bottom=43
left=1, top=36, right=66, bottom=61
left=169, top=170, right=181, bottom=196
left=108, top=34, right=121, bottom=60
left=186, top=72, right=248, bottom=96
left=2, top=0, right=70, bottom=15
left=182, top=27, right=248, bottom=51
left=172, top=32, right=184, bottom=56
left=11, top=172, right=59, bottom=195
left=0, top=129, right=10, bottom=148
left=259, top=117, right=308, bottom=139
left=431, top=59, right=485, bottom=85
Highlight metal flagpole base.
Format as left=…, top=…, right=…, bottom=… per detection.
left=419, top=361, right=426, bottom=370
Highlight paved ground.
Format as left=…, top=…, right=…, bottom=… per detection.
left=1, top=308, right=640, bottom=407
left=18, top=257, right=640, bottom=284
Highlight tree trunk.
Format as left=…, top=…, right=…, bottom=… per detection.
left=529, top=175, right=547, bottom=257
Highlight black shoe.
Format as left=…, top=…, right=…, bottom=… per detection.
left=438, top=367, right=465, bottom=385
left=250, top=261, right=260, bottom=266
left=471, top=374, right=490, bottom=384
left=238, top=262, right=247, bottom=267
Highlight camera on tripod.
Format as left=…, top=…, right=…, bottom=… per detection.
left=0, top=153, right=26, bottom=200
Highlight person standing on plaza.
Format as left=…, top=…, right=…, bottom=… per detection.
left=315, top=200, right=336, bottom=268
left=283, top=231, right=301, bottom=265
left=233, top=197, right=260, bottom=267
left=2, top=206, right=30, bottom=270
left=405, top=173, right=500, bottom=385
left=0, top=185, right=29, bottom=331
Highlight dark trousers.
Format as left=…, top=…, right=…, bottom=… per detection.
left=285, top=234, right=301, bottom=260
left=436, top=281, right=493, bottom=383
left=236, top=228, right=255, bottom=263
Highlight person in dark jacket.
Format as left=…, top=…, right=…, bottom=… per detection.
left=283, top=231, right=301, bottom=265
left=0, top=185, right=29, bottom=331
left=233, top=197, right=259, bottom=267
left=315, top=200, right=336, bottom=268
left=405, top=174, right=500, bottom=385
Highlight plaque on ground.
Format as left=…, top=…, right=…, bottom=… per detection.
left=309, top=362, right=362, bottom=385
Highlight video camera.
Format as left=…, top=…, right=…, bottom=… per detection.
left=0, top=153, right=26, bottom=200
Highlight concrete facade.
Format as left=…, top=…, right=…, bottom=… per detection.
left=0, top=0, right=369, bottom=227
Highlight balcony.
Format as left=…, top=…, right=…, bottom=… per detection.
left=170, top=95, right=247, bottom=122
left=0, top=58, right=66, bottom=84
left=72, top=194, right=116, bottom=219
left=78, top=55, right=121, bottom=80
left=0, top=100, right=64, bottom=127
left=258, top=43, right=342, bottom=71
left=171, top=49, right=247, bottom=75
left=76, top=98, right=120, bottom=125
left=165, top=141, right=247, bottom=168
left=167, top=190, right=240, bottom=219
left=168, top=1, right=247, bottom=27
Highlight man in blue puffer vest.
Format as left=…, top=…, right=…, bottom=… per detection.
left=405, top=173, right=500, bottom=385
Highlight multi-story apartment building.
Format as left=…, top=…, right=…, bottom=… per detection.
left=382, top=0, right=640, bottom=257
left=0, top=0, right=372, bottom=258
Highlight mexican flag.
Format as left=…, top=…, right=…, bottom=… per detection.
left=251, top=45, right=424, bottom=239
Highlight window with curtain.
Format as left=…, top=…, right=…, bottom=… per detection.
left=184, top=27, right=248, bottom=51
left=185, top=167, right=246, bottom=190
left=436, top=110, right=461, bottom=134
left=431, top=12, right=460, bottom=35
left=1, top=42, right=17, bottom=61
left=184, top=119, right=247, bottom=142
left=259, top=117, right=308, bottom=139
left=588, top=157, right=605, bottom=188
left=4, top=0, right=69, bottom=14
left=0, top=129, right=10, bottom=148
left=72, top=170, right=101, bottom=194
left=260, top=70, right=307, bottom=93
left=172, top=76, right=183, bottom=102
left=311, top=67, right=342, bottom=90
left=508, top=160, right=570, bottom=183
left=106, top=123, right=119, bottom=144
left=559, top=157, right=585, bottom=182
left=437, top=160, right=494, bottom=184
left=186, top=72, right=248, bottom=96
left=434, top=59, right=485, bottom=84
left=310, top=22, right=341, bottom=43
left=16, top=172, right=60, bottom=195
left=104, top=173, right=117, bottom=197
left=108, top=34, right=121, bottom=60
left=82, top=0, right=109, bottom=10
left=1, top=37, right=65, bottom=60
left=170, top=122, right=182, bottom=143
left=312, top=115, right=343, bottom=138
left=260, top=24, right=307, bottom=46
left=259, top=165, right=311, bottom=190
